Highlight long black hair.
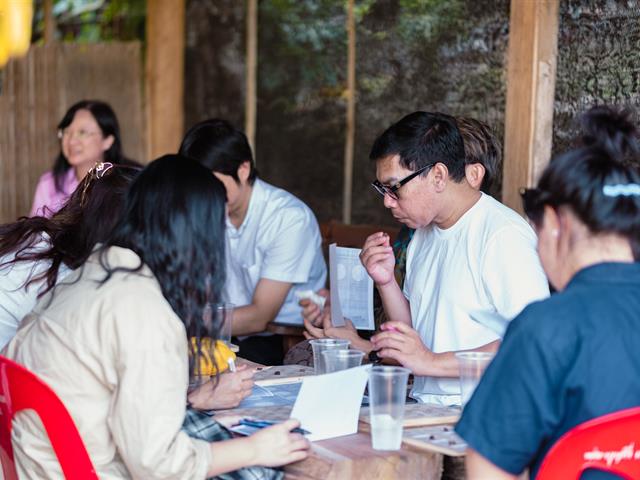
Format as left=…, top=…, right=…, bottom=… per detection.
left=522, top=106, right=640, bottom=259
left=0, top=164, right=140, bottom=296
left=53, top=100, right=138, bottom=192
left=99, top=155, right=227, bottom=377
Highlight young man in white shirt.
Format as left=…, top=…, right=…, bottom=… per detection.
left=180, top=119, right=327, bottom=365
left=361, top=111, right=549, bottom=405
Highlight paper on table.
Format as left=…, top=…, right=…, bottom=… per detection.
left=290, top=364, right=371, bottom=441
left=329, top=244, right=375, bottom=330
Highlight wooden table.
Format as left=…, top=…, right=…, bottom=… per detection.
left=284, top=430, right=443, bottom=479
left=223, top=397, right=445, bottom=479
left=228, top=360, right=448, bottom=479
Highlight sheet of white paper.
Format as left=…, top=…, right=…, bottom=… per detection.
left=329, top=244, right=375, bottom=330
left=290, top=364, right=371, bottom=441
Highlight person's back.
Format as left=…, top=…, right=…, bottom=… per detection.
left=5, top=246, right=198, bottom=478
left=4, top=155, right=310, bottom=479
left=457, top=106, right=640, bottom=480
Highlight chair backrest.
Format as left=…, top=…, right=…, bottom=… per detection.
left=0, top=355, right=98, bottom=479
left=536, top=407, right=640, bottom=480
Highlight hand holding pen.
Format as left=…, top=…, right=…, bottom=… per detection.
left=238, top=418, right=311, bottom=435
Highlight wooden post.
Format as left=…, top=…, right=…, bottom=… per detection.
left=502, top=0, right=559, bottom=214
left=145, top=0, right=185, bottom=160
left=245, top=0, right=258, bottom=157
left=43, top=0, right=56, bottom=44
left=342, top=0, right=356, bottom=224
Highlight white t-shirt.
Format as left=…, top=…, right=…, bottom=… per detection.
left=0, top=237, right=71, bottom=349
left=403, top=193, right=549, bottom=405
left=225, top=179, right=327, bottom=327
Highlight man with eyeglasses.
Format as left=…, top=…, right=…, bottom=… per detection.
left=361, top=111, right=549, bottom=405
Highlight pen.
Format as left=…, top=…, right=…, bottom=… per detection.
left=239, top=418, right=311, bottom=435
left=227, top=357, right=236, bottom=372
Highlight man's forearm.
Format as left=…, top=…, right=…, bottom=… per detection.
left=376, top=280, right=412, bottom=325
left=231, top=304, right=273, bottom=336
left=415, top=340, right=500, bottom=377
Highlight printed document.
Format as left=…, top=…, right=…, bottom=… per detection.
left=329, top=244, right=374, bottom=330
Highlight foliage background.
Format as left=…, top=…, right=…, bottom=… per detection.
left=31, top=0, right=640, bottom=226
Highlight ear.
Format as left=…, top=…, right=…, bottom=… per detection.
left=541, top=205, right=561, bottom=240
left=431, top=163, right=449, bottom=192
left=237, top=161, right=251, bottom=184
left=101, top=134, right=115, bottom=152
left=464, top=163, right=486, bottom=191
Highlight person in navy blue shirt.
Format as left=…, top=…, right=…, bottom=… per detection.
left=456, top=106, right=640, bottom=480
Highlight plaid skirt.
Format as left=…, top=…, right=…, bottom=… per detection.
left=182, top=408, right=284, bottom=480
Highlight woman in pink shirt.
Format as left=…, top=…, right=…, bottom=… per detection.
left=30, top=100, right=138, bottom=217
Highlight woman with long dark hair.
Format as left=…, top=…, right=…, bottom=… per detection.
left=30, top=100, right=138, bottom=217
left=456, top=106, right=640, bottom=479
left=0, top=162, right=139, bottom=348
left=4, top=155, right=309, bottom=479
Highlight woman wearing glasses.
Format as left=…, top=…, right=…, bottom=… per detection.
left=456, top=106, right=640, bottom=479
left=30, top=100, right=138, bottom=217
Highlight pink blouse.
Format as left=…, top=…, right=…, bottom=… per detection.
left=30, top=169, right=79, bottom=218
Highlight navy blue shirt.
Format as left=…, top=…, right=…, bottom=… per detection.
left=456, top=262, right=640, bottom=479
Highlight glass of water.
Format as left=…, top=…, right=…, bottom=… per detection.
left=368, top=366, right=411, bottom=450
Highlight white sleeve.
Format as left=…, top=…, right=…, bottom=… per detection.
left=0, top=256, right=49, bottom=349
left=481, top=226, right=550, bottom=327
left=261, top=206, right=322, bottom=284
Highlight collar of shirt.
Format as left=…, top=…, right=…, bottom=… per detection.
left=567, top=261, right=640, bottom=289
left=226, top=179, right=265, bottom=239
left=63, top=167, right=80, bottom=194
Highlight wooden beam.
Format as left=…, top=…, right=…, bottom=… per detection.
left=43, top=0, right=56, bottom=44
left=342, top=0, right=356, bottom=224
left=145, top=0, right=185, bottom=160
left=502, top=0, right=559, bottom=214
left=245, top=0, right=258, bottom=156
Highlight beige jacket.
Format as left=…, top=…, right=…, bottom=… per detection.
left=3, top=246, right=212, bottom=479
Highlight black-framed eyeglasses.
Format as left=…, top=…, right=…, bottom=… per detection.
left=371, top=164, right=433, bottom=200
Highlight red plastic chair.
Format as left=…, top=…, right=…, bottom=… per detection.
left=537, top=406, right=640, bottom=480
left=0, top=356, right=98, bottom=479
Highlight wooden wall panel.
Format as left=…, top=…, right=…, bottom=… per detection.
left=0, top=42, right=145, bottom=223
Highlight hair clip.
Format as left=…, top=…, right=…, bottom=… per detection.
left=79, top=162, right=115, bottom=207
left=602, top=184, right=640, bottom=197
left=93, top=162, right=114, bottom=179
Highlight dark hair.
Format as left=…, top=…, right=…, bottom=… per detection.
left=179, top=118, right=258, bottom=184
left=579, top=105, right=640, bottom=163
left=456, top=116, right=502, bottom=194
left=522, top=106, right=640, bottom=259
left=369, top=111, right=466, bottom=182
left=99, top=155, right=227, bottom=378
left=53, top=100, right=139, bottom=192
left=0, top=164, right=140, bottom=296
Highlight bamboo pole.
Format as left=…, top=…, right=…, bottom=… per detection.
left=342, top=0, right=356, bottom=224
left=245, top=0, right=258, bottom=157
